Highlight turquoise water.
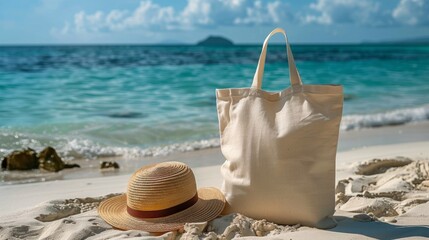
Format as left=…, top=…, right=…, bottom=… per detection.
left=1, top=44, right=428, bottom=159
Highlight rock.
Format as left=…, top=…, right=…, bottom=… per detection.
left=64, top=163, right=80, bottom=169
left=2, top=148, right=39, bottom=170
left=100, top=161, right=120, bottom=170
left=420, top=180, right=429, bottom=188
left=340, top=197, right=398, bottom=218
left=1, top=157, right=7, bottom=169
left=336, top=179, right=349, bottom=194
left=353, top=213, right=374, bottom=222
left=354, top=157, right=412, bottom=175
left=252, top=219, right=276, bottom=236
left=363, top=190, right=372, bottom=198
left=345, top=176, right=378, bottom=194
left=38, top=147, right=65, bottom=172
left=335, top=192, right=353, bottom=207
left=1, top=147, right=79, bottom=171
left=374, top=178, right=412, bottom=194
left=396, top=198, right=429, bottom=214
left=181, top=222, right=208, bottom=239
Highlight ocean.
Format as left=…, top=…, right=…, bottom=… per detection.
left=1, top=44, right=428, bottom=160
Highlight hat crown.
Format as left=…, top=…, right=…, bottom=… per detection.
left=127, top=161, right=197, bottom=211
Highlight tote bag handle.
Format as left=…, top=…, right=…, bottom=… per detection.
left=251, top=28, right=302, bottom=89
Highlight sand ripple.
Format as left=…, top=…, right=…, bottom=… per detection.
left=338, top=157, right=429, bottom=221
left=1, top=157, right=428, bottom=239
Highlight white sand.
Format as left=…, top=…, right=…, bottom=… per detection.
left=1, top=129, right=429, bottom=239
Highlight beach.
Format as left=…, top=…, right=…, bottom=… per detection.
left=1, top=43, right=428, bottom=239
left=1, top=0, right=429, bottom=238
left=1, top=121, right=429, bottom=239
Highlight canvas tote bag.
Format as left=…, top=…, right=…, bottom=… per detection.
left=216, top=28, right=343, bottom=229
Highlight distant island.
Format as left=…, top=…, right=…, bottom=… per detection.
left=196, top=36, right=234, bottom=46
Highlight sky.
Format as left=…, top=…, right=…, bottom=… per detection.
left=0, top=0, right=428, bottom=44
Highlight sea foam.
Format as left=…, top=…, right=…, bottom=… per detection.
left=57, top=138, right=221, bottom=160
left=62, top=104, right=429, bottom=159
left=341, top=104, right=429, bottom=130
left=1, top=105, right=428, bottom=160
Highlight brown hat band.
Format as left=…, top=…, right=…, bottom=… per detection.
left=126, top=193, right=199, bottom=219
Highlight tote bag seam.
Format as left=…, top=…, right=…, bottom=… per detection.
left=217, top=88, right=342, bottom=103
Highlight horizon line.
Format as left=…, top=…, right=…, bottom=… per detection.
left=1, top=41, right=428, bottom=47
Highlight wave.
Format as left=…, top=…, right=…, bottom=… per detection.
left=1, top=105, right=428, bottom=160
left=50, top=105, right=429, bottom=159
left=341, top=104, right=429, bottom=130
left=65, top=105, right=428, bottom=159
left=59, top=138, right=220, bottom=160
left=2, top=45, right=428, bottom=73
left=0, top=134, right=221, bottom=161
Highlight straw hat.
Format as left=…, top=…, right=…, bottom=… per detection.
left=98, top=161, right=225, bottom=232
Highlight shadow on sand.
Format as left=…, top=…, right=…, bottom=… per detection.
left=330, top=216, right=429, bottom=239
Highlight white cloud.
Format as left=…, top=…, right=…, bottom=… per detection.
left=181, top=0, right=213, bottom=27
left=234, top=1, right=293, bottom=25
left=303, top=0, right=387, bottom=26
left=392, top=0, right=429, bottom=26
left=121, top=1, right=177, bottom=30
left=303, top=0, right=429, bottom=27
left=67, top=2, right=178, bottom=33
left=55, top=0, right=429, bottom=37
left=56, top=0, right=293, bottom=35
left=105, top=10, right=128, bottom=31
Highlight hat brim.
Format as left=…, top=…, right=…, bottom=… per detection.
left=98, top=187, right=225, bottom=232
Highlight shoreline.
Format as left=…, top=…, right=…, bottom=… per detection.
left=1, top=140, right=428, bottom=216
left=2, top=121, right=429, bottom=186
left=1, top=103, right=428, bottom=162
